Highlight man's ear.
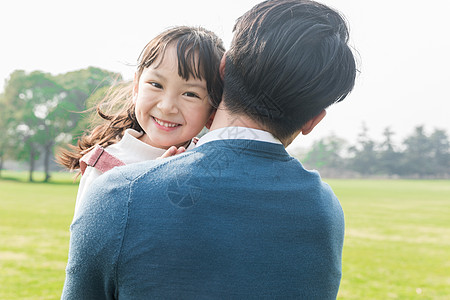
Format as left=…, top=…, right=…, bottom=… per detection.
left=132, top=73, right=139, bottom=103
left=301, top=109, right=327, bottom=135
left=219, top=53, right=226, bottom=80
left=205, top=110, right=216, bottom=129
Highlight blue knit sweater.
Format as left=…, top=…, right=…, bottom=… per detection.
left=62, top=140, right=345, bottom=299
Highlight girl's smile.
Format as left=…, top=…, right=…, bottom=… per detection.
left=152, top=116, right=181, bottom=131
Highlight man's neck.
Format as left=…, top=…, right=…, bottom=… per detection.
left=209, top=104, right=265, bottom=132
left=209, top=103, right=301, bottom=147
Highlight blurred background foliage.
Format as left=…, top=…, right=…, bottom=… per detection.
left=0, top=67, right=121, bottom=181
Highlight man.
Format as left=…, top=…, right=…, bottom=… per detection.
left=62, top=0, right=356, bottom=298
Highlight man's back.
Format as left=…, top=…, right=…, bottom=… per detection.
left=63, top=139, right=344, bottom=299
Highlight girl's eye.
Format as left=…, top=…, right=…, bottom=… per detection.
left=150, top=82, right=162, bottom=89
left=183, top=92, right=200, bottom=99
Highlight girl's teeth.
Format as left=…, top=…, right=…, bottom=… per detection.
left=155, top=118, right=178, bottom=128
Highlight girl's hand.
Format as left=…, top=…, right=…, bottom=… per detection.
left=157, top=146, right=186, bottom=159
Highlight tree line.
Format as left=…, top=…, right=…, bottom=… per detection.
left=1, top=67, right=449, bottom=181
left=298, top=124, right=450, bottom=178
left=0, top=67, right=121, bottom=181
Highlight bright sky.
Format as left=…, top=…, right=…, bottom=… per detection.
left=1, top=0, right=449, bottom=149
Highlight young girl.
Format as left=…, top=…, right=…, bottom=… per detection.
left=58, top=26, right=225, bottom=218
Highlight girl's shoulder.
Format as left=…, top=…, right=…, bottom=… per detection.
left=80, top=145, right=125, bottom=175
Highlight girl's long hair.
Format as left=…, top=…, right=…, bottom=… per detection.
left=57, top=26, right=225, bottom=171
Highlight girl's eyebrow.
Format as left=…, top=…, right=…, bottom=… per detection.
left=184, top=82, right=207, bottom=91
left=149, top=69, right=206, bottom=90
left=150, top=70, right=166, bottom=80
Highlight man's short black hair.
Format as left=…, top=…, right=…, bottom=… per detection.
left=223, top=0, right=357, bottom=142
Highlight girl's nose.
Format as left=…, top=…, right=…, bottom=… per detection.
left=156, top=95, right=178, bottom=114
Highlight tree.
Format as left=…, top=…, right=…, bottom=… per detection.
left=41, top=68, right=122, bottom=181
left=348, top=123, right=378, bottom=175
left=0, top=92, right=16, bottom=177
left=53, top=67, right=123, bottom=146
left=428, top=129, right=450, bottom=176
left=378, top=127, right=402, bottom=176
left=2, top=68, right=122, bottom=182
left=3, top=71, right=66, bottom=181
left=402, top=126, right=435, bottom=177
left=303, top=134, right=348, bottom=171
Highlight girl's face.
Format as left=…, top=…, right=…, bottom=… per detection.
left=133, top=44, right=213, bottom=149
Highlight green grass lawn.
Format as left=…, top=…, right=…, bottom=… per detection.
left=0, top=172, right=449, bottom=299
left=0, top=172, right=79, bottom=300
left=329, top=179, right=450, bottom=299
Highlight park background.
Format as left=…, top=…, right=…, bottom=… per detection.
left=1, top=0, right=449, bottom=298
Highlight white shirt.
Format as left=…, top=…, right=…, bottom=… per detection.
left=196, top=127, right=282, bottom=147
left=73, top=129, right=195, bottom=220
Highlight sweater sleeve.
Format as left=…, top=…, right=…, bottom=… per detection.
left=62, top=169, right=130, bottom=300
